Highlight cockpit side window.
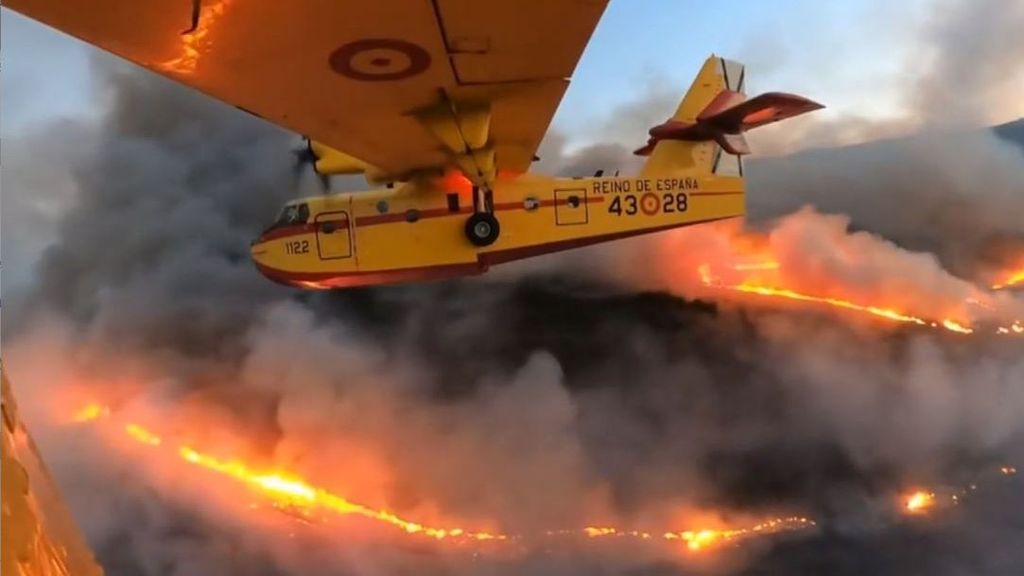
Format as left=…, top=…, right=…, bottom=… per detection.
left=275, top=203, right=310, bottom=227
left=264, top=203, right=311, bottom=235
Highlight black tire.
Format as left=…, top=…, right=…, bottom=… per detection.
left=465, top=212, right=500, bottom=247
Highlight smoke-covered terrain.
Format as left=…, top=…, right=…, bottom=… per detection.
left=3, top=1, right=1024, bottom=574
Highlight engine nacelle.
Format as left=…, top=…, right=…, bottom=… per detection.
left=308, top=140, right=392, bottom=185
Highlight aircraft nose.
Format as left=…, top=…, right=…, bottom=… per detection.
left=250, top=238, right=269, bottom=262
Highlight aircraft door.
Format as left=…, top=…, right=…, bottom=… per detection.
left=315, top=211, right=352, bottom=259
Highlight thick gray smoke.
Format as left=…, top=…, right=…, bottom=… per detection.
left=747, top=130, right=1024, bottom=279
left=3, top=2, right=1024, bottom=575
left=913, top=0, right=1024, bottom=126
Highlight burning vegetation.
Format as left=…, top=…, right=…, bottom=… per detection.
left=66, top=400, right=1016, bottom=559
left=70, top=407, right=819, bottom=552
left=36, top=392, right=1016, bottom=576
left=992, top=267, right=1024, bottom=291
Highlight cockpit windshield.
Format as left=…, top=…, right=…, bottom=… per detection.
left=262, top=202, right=310, bottom=236
left=274, top=203, right=310, bottom=227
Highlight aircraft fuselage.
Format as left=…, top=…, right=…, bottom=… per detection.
left=250, top=173, right=744, bottom=289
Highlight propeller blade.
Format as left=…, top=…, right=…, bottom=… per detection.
left=291, top=137, right=329, bottom=191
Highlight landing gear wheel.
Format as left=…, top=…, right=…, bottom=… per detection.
left=465, top=212, right=500, bottom=247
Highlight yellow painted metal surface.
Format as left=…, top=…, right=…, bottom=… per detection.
left=250, top=169, right=745, bottom=288
left=6, top=0, right=608, bottom=181
left=1, top=366, right=103, bottom=576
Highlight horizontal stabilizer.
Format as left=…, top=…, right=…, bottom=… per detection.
left=636, top=90, right=823, bottom=157
left=699, top=91, right=824, bottom=132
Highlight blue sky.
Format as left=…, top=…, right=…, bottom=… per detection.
left=560, top=0, right=924, bottom=132
left=2, top=1, right=935, bottom=142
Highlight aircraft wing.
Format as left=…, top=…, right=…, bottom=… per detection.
left=7, top=0, right=608, bottom=185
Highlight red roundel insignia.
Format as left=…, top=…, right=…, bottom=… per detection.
left=329, top=39, right=431, bottom=81
left=640, top=193, right=659, bottom=215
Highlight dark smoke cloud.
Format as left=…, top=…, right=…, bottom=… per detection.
left=4, top=2, right=1024, bottom=575
left=7, top=56, right=294, bottom=350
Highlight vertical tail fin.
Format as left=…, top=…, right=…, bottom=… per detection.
left=637, top=55, right=822, bottom=177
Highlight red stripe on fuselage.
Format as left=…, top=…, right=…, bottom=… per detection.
left=254, top=260, right=485, bottom=289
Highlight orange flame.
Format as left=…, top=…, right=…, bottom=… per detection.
left=125, top=423, right=162, bottom=446
left=904, top=491, right=936, bottom=513
left=177, top=444, right=507, bottom=541
left=160, top=0, right=232, bottom=74
left=940, top=319, right=974, bottom=334
left=732, top=261, right=781, bottom=272
left=731, top=283, right=931, bottom=326
left=698, top=261, right=1021, bottom=336
left=72, top=404, right=1020, bottom=553
left=992, top=268, right=1024, bottom=291
left=77, top=406, right=813, bottom=552
left=71, top=403, right=109, bottom=423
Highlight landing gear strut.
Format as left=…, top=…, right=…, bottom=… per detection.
left=464, top=186, right=500, bottom=247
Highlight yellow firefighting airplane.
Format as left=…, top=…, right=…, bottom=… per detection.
left=10, top=1, right=821, bottom=289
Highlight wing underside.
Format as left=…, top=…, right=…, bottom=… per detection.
left=7, top=0, right=608, bottom=185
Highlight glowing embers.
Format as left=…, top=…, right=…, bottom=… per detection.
left=663, top=517, right=813, bottom=551
left=995, top=322, right=1024, bottom=335
left=899, top=463, right=1020, bottom=517
left=71, top=402, right=109, bottom=423
left=579, top=517, right=815, bottom=551
left=160, top=0, right=233, bottom=74
left=904, top=491, right=936, bottom=514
